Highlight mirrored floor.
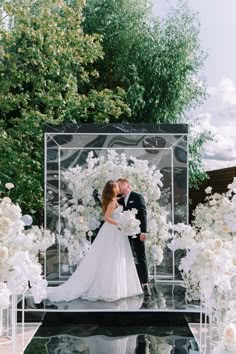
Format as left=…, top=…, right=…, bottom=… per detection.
left=20, top=282, right=200, bottom=313
left=24, top=325, right=199, bottom=354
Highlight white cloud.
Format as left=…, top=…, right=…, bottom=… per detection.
left=203, top=159, right=236, bottom=171
left=208, top=78, right=236, bottom=106
left=193, top=77, right=236, bottom=171
left=203, top=132, right=236, bottom=160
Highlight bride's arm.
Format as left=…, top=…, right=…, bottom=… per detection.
left=104, top=200, right=119, bottom=225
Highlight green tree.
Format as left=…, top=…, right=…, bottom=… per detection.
left=82, top=0, right=212, bottom=187
left=0, top=0, right=129, bottom=219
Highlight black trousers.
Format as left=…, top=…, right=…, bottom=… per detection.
left=129, top=235, right=149, bottom=284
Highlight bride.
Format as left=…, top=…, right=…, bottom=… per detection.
left=47, top=180, right=143, bottom=302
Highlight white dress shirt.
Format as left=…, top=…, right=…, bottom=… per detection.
left=124, top=191, right=131, bottom=207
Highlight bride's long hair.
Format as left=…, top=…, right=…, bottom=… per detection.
left=102, top=180, right=118, bottom=215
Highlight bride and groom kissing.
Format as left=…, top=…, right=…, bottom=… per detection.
left=47, top=178, right=151, bottom=302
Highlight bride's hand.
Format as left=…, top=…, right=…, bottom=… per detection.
left=140, top=233, right=146, bottom=241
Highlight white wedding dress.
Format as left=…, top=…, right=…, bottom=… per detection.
left=47, top=205, right=143, bottom=302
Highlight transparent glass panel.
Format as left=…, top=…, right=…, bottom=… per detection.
left=44, top=125, right=188, bottom=282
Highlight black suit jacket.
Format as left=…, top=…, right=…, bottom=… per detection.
left=119, top=191, right=147, bottom=233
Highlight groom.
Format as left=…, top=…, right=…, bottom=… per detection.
left=117, top=178, right=151, bottom=297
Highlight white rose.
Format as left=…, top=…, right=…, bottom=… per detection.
left=201, top=230, right=212, bottom=239
left=222, top=225, right=230, bottom=233
left=5, top=183, right=14, bottom=190
left=73, top=240, right=80, bottom=247
left=2, top=203, right=22, bottom=222
left=214, top=239, right=223, bottom=250
left=78, top=205, right=85, bottom=212
left=205, top=213, right=213, bottom=223
left=223, top=323, right=236, bottom=344
left=215, top=220, right=223, bottom=226
left=82, top=225, right=88, bottom=232
left=214, top=214, right=222, bottom=222
left=2, top=197, right=11, bottom=204
left=205, top=186, right=212, bottom=194
left=202, top=249, right=215, bottom=261
left=0, top=246, right=9, bottom=261
left=88, top=231, right=93, bottom=237
left=0, top=216, right=12, bottom=238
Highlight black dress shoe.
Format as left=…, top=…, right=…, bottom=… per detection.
left=143, top=284, right=151, bottom=296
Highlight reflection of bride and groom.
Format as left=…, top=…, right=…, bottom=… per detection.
left=47, top=178, right=151, bottom=302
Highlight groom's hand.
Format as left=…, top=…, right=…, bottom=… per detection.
left=140, top=233, right=146, bottom=241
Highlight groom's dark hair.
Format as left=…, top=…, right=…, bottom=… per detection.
left=117, top=178, right=129, bottom=183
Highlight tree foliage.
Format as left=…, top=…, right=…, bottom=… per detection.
left=0, top=0, right=212, bottom=220
left=0, top=0, right=129, bottom=218
left=83, top=0, right=206, bottom=122
left=82, top=0, right=211, bottom=187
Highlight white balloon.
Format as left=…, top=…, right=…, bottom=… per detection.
left=21, top=214, right=33, bottom=226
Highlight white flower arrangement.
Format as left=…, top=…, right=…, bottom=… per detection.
left=117, top=209, right=141, bottom=237
left=167, top=179, right=236, bottom=349
left=0, top=184, right=55, bottom=308
left=60, top=150, right=169, bottom=267
left=167, top=180, right=236, bottom=301
left=213, top=323, right=236, bottom=354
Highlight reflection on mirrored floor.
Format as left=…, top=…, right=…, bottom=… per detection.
left=14, top=282, right=201, bottom=353
left=20, top=282, right=200, bottom=312
left=24, top=325, right=199, bottom=354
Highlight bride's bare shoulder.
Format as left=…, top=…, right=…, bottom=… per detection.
left=107, top=199, right=117, bottom=208
left=108, top=198, right=119, bottom=208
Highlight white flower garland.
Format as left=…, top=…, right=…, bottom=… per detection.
left=59, top=150, right=170, bottom=268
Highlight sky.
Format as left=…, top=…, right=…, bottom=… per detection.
left=152, top=0, right=236, bottom=171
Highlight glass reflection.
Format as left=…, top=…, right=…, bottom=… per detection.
left=25, top=332, right=198, bottom=354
